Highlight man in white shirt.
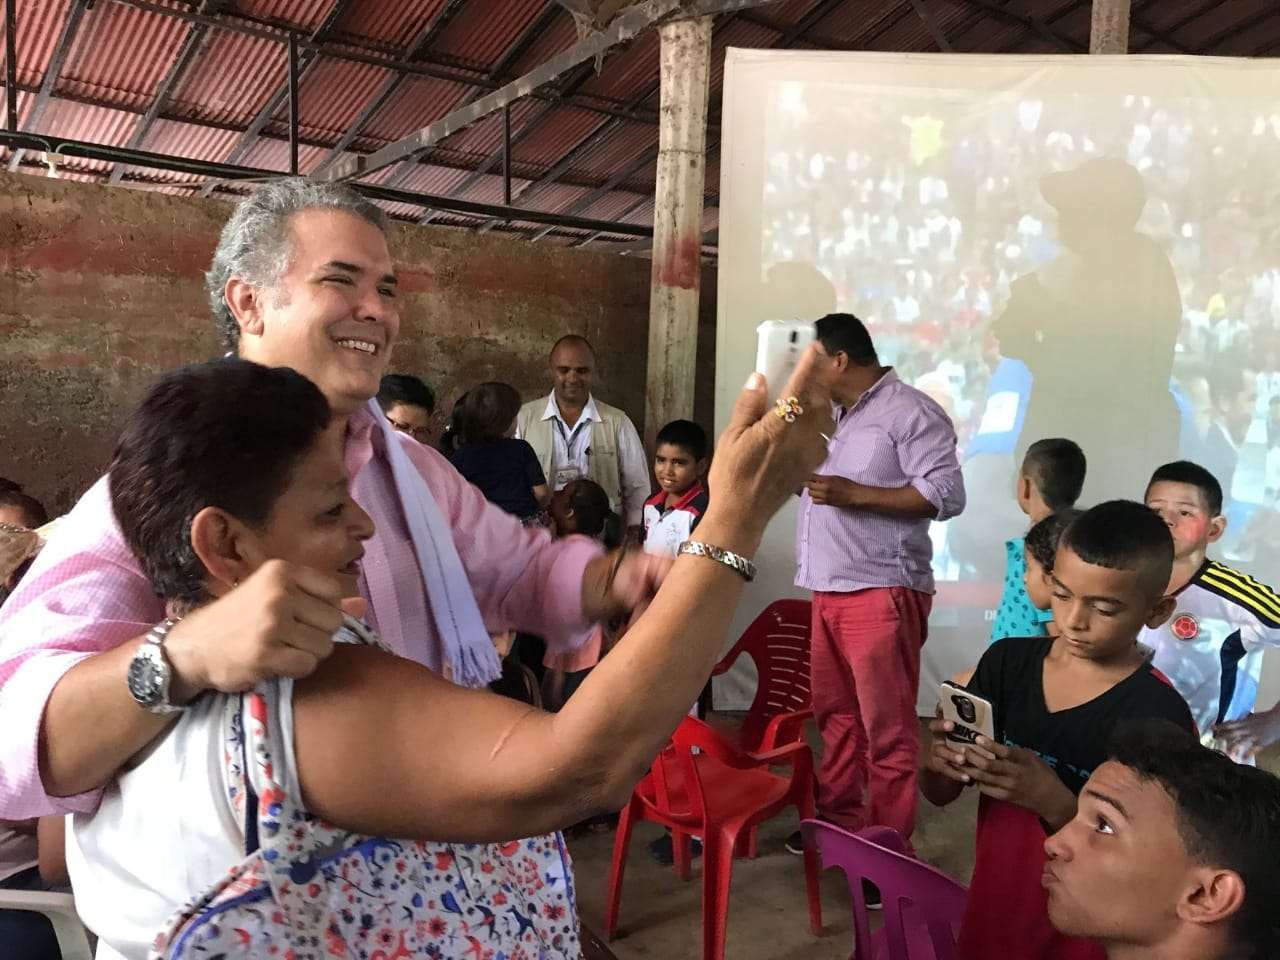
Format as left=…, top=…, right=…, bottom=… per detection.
left=516, top=335, right=650, bottom=535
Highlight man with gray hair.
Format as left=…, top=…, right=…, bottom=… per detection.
left=0, top=179, right=665, bottom=820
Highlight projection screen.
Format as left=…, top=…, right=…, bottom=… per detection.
left=714, top=50, right=1280, bottom=711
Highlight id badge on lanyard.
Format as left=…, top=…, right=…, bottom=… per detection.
left=554, top=465, right=582, bottom=489
left=555, top=418, right=587, bottom=489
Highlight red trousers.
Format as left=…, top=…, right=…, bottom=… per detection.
left=810, top=587, right=931, bottom=840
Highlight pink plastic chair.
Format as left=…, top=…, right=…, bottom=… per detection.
left=802, top=820, right=967, bottom=960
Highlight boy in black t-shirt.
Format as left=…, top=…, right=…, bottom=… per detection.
left=922, top=501, right=1196, bottom=960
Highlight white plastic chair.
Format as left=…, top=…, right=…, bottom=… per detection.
left=0, top=889, right=94, bottom=960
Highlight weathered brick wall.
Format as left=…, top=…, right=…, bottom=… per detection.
left=0, top=172, right=716, bottom=513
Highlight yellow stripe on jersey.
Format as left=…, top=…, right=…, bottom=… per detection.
left=1205, top=563, right=1280, bottom=615
left=1202, top=563, right=1280, bottom=622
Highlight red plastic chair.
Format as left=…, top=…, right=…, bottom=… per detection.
left=802, top=820, right=967, bottom=960
left=707, top=597, right=814, bottom=859
left=604, top=717, right=822, bottom=960
left=710, top=598, right=814, bottom=753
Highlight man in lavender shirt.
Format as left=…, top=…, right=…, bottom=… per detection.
left=788, top=312, right=964, bottom=856
left=0, top=180, right=663, bottom=821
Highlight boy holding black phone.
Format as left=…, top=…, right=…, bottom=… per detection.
left=922, top=501, right=1196, bottom=960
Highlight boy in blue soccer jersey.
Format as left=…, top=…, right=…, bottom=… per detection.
left=1140, top=461, right=1280, bottom=761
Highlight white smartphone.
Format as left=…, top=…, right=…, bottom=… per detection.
left=755, top=320, right=815, bottom=402
left=939, top=681, right=996, bottom=746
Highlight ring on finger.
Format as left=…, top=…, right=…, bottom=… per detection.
left=773, top=395, right=804, bottom=423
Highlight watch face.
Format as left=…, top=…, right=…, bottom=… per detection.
left=127, top=647, right=165, bottom=706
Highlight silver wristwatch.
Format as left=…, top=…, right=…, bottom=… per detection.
left=126, top=618, right=185, bottom=716
left=677, top=541, right=757, bottom=582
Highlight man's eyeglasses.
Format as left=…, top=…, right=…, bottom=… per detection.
left=387, top=417, right=434, bottom=445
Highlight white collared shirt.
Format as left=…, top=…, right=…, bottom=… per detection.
left=532, top=393, right=650, bottom=525
left=542, top=392, right=600, bottom=485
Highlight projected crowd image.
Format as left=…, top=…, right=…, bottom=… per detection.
left=761, top=81, right=1280, bottom=586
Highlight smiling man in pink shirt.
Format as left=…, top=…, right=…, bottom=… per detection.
left=0, top=179, right=661, bottom=819
left=789, top=312, right=965, bottom=861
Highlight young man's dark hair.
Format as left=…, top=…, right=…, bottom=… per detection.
left=814, top=313, right=877, bottom=367
left=456, top=382, right=523, bottom=447
left=1023, top=438, right=1087, bottom=511
left=109, top=359, right=331, bottom=608
left=1025, top=507, right=1083, bottom=572
left=655, top=419, right=709, bottom=463
left=1147, top=460, right=1224, bottom=517
left=1062, top=499, right=1174, bottom=598
left=376, top=373, right=436, bottom=417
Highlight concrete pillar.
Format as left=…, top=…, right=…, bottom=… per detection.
left=644, top=16, right=711, bottom=452
left=1089, top=0, right=1131, bottom=54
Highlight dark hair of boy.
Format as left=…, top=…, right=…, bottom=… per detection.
left=1023, top=438, right=1087, bottom=511
left=814, top=313, right=877, bottom=366
left=376, top=373, right=435, bottom=416
left=655, top=419, right=709, bottom=463
left=0, top=488, right=49, bottom=529
left=1061, top=500, right=1175, bottom=600
left=1147, top=460, right=1224, bottom=517
left=109, top=359, right=332, bottom=608
left=1107, top=720, right=1280, bottom=959
left=1025, top=508, right=1083, bottom=572
left=565, top=478, right=622, bottom=550
left=456, top=382, right=523, bottom=447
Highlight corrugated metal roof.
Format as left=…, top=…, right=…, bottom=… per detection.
left=12, top=0, right=74, bottom=87
left=577, top=28, right=660, bottom=99
left=512, top=104, right=604, bottom=168
left=505, top=9, right=578, bottom=75
left=39, top=97, right=134, bottom=149
left=239, top=135, right=326, bottom=174
left=434, top=97, right=543, bottom=156
left=394, top=160, right=475, bottom=196
left=144, top=117, right=243, bottom=163
left=167, top=28, right=284, bottom=126
left=428, top=0, right=550, bottom=68
left=236, top=0, right=333, bottom=31
left=5, top=0, right=1277, bottom=247
left=580, top=189, right=646, bottom=221
left=295, top=55, right=391, bottom=140
left=333, top=0, right=449, bottom=51
left=359, top=75, right=472, bottom=143
left=60, top=1, right=189, bottom=111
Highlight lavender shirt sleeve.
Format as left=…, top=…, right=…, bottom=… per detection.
left=898, top=404, right=966, bottom=521
left=403, top=439, right=602, bottom=654
left=0, top=477, right=164, bottom=818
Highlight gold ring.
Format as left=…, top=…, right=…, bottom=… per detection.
left=774, top=396, right=803, bottom=423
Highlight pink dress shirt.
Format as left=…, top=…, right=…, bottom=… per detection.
left=0, top=404, right=600, bottom=819
left=795, top=369, right=965, bottom=596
